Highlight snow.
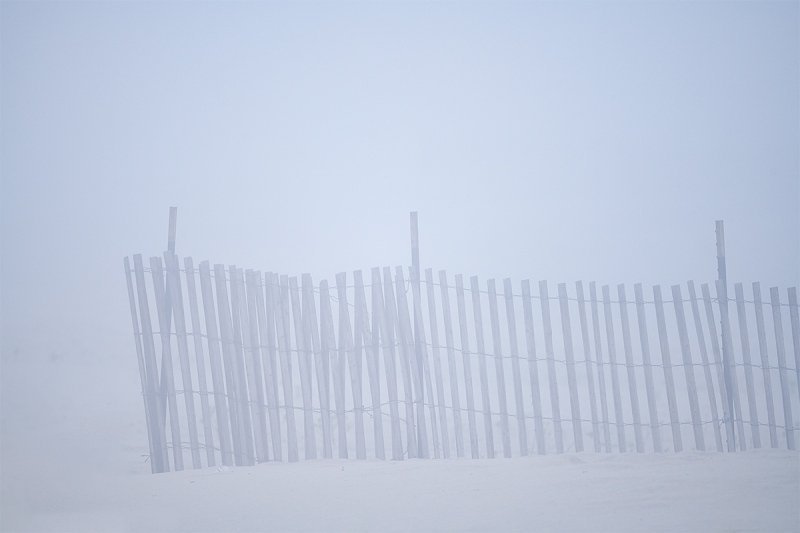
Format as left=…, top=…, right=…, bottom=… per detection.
left=2, top=353, right=798, bottom=533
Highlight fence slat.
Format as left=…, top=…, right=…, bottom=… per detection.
left=702, top=283, right=734, bottom=450
left=617, top=285, right=643, bottom=453
left=633, top=283, right=661, bottom=453
left=687, top=280, right=723, bottom=452
left=575, top=281, right=600, bottom=453
left=374, top=268, right=402, bottom=459
left=734, top=283, right=761, bottom=448
left=504, top=278, right=528, bottom=456
left=245, top=270, right=270, bottom=462
left=521, top=280, right=546, bottom=455
left=488, top=279, right=511, bottom=457
left=653, top=285, right=682, bottom=452
left=337, top=272, right=366, bottom=459
left=426, top=269, right=450, bottom=458
left=274, top=273, right=299, bottom=462
left=788, top=287, right=800, bottom=405
left=397, top=267, right=429, bottom=458
left=540, top=280, right=564, bottom=454
left=602, top=285, right=626, bottom=453
left=589, top=282, right=612, bottom=453
left=671, top=284, right=705, bottom=451
left=165, top=253, right=202, bottom=468
left=386, top=267, right=416, bottom=458
left=289, top=276, right=317, bottom=459
left=770, top=287, right=795, bottom=450
left=304, top=274, right=331, bottom=459
left=471, top=276, right=495, bottom=459
left=440, top=271, right=465, bottom=457
left=184, top=258, right=216, bottom=467
left=320, top=279, right=347, bottom=458
left=456, top=274, right=480, bottom=458
left=752, top=282, right=778, bottom=448
left=151, top=257, right=184, bottom=470
left=716, top=280, right=746, bottom=450
left=255, top=271, right=282, bottom=461
left=229, top=267, right=256, bottom=465
left=413, top=268, right=440, bottom=458
left=236, top=269, right=266, bottom=463
left=354, top=270, right=384, bottom=459
left=558, top=283, right=583, bottom=453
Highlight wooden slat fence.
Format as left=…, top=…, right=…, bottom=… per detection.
left=124, top=253, right=800, bottom=473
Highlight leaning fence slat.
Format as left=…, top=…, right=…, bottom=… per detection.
left=165, top=253, right=202, bottom=468
left=521, top=280, right=546, bottom=455
left=576, top=281, right=600, bottom=453
left=374, top=268, right=402, bottom=459
left=602, top=285, right=626, bottom=453
left=716, top=280, right=746, bottom=451
left=488, top=279, right=511, bottom=457
left=633, top=283, right=661, bottom=453
left=255, top=271, right=282, bottom=461
left=150, top=257, right=185, bottom=470
left=303, top=274, right=331, bottom=459
left=702, top=283, right=734, bottom=451
left=735, top=283, right=761, bottom=448
left=386, top=267, right=416, bottom=459
left=653, top=285, right=682, bottom=452
left=125, top=257, right=161, bottom=473
left=456, top=274, right=480, bottom=458
left=687, top=280, right=723, bottom=452
left=229, top=267, right=256, bottom=465
left=274, top=273, right=299, bottom=462
left=440, top=270, right=465, bottom=457
left=617, top=285, right=643, bottom=453
left=770, top=287, right=795, bottom=450
left=337, top=272, right=366, bottom=459
left=397, top=266, right=429, bottom=458
left=413, top=268, right=440, bottom=458
left=320, top=279, right=347, bottom=458
left=426, top=268, right=450, bottom=458
left=289, top=276, right=317, bottom=459
left=245, top=270, right=270, bottom=462
left=752, top=282, right=778, bottom=448
left=558, top=283, right=583, bottom=453
left=471, top=276, right=495, bottom=459
left=504, top=278, right=528, bottom=456
left=671, top=284, right=705, bottom=451
left=184, top=257, right=216, bottom=467
left=788, top=287, right=800, bottom=406
left=589, top=282, right=612, bottom=453
left=540, top=280, right=564, bottom=454
left=354, top=270, right=385, bottom=459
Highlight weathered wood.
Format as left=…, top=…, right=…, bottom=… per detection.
left=504, top=278, right=528, bottom=456
left=125, top=257, right=162, bottom=473
left=540, top=281, right=563, bottom=454
left=687, top=280, right=723, bottom=452
left=244, top=270, right=270, bottom=462
left=255, top=271, right=282, bottom=460
left=289, top=276, right=317, bottom=459
left=374, top=268, right=402, bottom=460
left=183, top=257, right=216, bottom=467
left=274, top=273, right=299, bottom=462
left=671, top=284, right=705, bottom=451
left=303, top=274, right=331, bottom=458
left=198, top=262, right=233, bottom=466
left=397, top=267, right=429, bottom=458
left=634, top=283, right=661, bottom=453
left=617, top=285, right=643, bottom=453
left=386, top=267, right=416, bottom=458
left=426, top=268, right=450, bottom=458
left=150, top=256, right=184, bottom=470
left=456, top=274, right=480, bottom=458
left=653, top=285, right=682, bottom=452
left=488, top=279, right=511, bottom=457
left=354, top=270, right=385, bottom=459
left=521, top=280, right=546, bottom=455
left=229, top=267, right=256, bottom=465
left=788, top=287, right=800, bottom=406
left=471, top=276, right=495, bottom=458
left=164, top=252, right=202, bottom=468
left=320, top=279, right=347, bottom=458
left=337, top=272, right=366, bottom=459
left=413, top=268, right=440, bottom=458
left=734, top=283, right=761, bottom=448
left=752, top=282, right=778, bottom=448
left=440, top=270, right=465, bottom=457
left=558, top=283, right=583, bottom=453
left=589, top=282, right=612, bottom=453
left=716, top=280, right=746, bottom=450
left=602, top=285, right=626, bottom=453
left=702, top=282, right=734, bottom=451
left=770, top=287, right=795, bottom=450
left=576, top=281, right=600, bottom=453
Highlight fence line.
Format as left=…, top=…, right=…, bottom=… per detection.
left=125, top=253, right=800, bottom=473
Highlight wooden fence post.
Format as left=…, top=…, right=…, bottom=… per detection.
left=716, top=280, right=746, bottom=450
left=653, top=285, right=682, bottom=452
left=734, top=283, right=761, bottom=448
left=440, top=270, right=465, bottom=457
left=602, top=285, right=626, bottom=453
left=386, top=267, right=416, bottom=458
left=752, top=282, right=778, bottom=448
left=671, top=284, right=705, bottom=451
left=229, top=267, right=256, bottom=465
left=456, top=274, right=480, bottom=458
left=275, top=273, right=299, bottom=462
left=576, top=281, right=600, bottom=453
left=504, top=278, right=528, bottom=456
left=354, top=270, right=385, bottom=459
left=471, top=276, right=495, bottom=458
left=426, top=268, right=450, bottom=458
left=770, top=287, right=795, bottom=450
left=589, top=282, right=612, bottom=453
left=633, top=283, right=661, bottom=453
left=254, top=271, right=282, bottom=461
left=337, top=272, right=366, bottom=459
left=701, top=282, right=734, bottom=451
left=488, top=279, right=511, bottom=457
left=304, top=274, right=332, bottom=459
left=617, top=285, right=643, bottom=452
left=540, top=281, right=564, bottom=454
left=558, top=283, right=583, bottom=453
left=521, top=280, right=546, bottom=455
left=413, top=267, right=440, bottom=458
left=374, top=268, right=403, bottom=459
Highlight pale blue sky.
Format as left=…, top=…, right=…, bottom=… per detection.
left=1, top=1, right=798, bottom=360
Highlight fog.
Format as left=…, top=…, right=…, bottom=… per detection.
left=1, top=1, right=798, bottom=531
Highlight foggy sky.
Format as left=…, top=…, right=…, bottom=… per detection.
left=1, top=1, right=798, bottom=362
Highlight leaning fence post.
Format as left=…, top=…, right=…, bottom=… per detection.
left=752, top=282, right=778, bottom=448
left=770, top=287, right=795, bottom=450
left=716, top=279, right=746, bottom=450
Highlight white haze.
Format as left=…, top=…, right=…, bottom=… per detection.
left=1, top=1, right=798, bottom=532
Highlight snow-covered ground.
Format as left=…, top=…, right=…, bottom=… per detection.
left=1, top=353, right=798, bottom=533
